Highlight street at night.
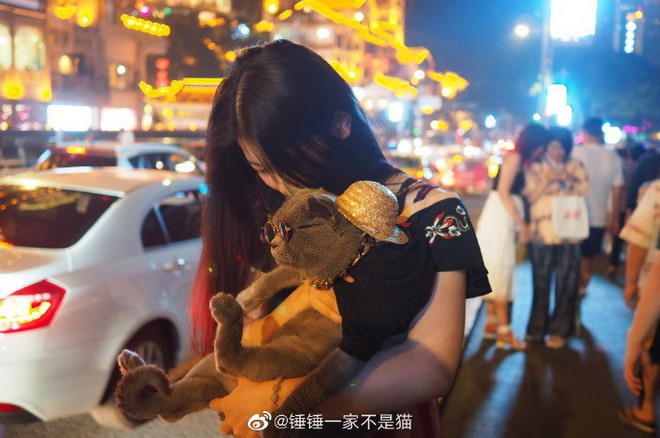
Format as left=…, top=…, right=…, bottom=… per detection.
left=1, top=0, right=659, bottom=437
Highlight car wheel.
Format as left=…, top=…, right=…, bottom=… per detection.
left=90, top=324, right=175, bottom=429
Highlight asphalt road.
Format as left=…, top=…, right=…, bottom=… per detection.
left=1, top=192, right=487, bottom=438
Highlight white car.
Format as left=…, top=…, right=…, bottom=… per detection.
left=0, top=168, right=204, bottom=427
left=33, top=142, right=205, bottom=175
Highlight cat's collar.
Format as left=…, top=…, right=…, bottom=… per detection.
left=309, top=238, right=373, bottom=290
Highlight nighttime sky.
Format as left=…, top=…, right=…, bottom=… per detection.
left=406, top=0, right=544, bottom=119
left=405, top=0, right=620, bottom=121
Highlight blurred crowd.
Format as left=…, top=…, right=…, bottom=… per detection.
left=475, top=117, right=659, bottom=434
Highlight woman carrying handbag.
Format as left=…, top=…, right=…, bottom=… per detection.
left=524, top=127, right=589, bottom=348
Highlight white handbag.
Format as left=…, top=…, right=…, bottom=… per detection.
left=551, top=195, right=589, bottom=240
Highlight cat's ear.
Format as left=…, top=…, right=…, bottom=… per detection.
left=307, top=194, right=337, bottom=223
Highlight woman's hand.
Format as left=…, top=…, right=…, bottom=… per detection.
left=517, top=221, right=532, bottom=244
left=623, top=341, right=650, bottom=397
left=209, top=376, right=303, bottom=437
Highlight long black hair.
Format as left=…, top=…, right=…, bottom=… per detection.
left=516, top=122, right=551, bottom=162
left=191, top=40, right=397, bottom=353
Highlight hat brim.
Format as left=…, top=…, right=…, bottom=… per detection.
left=337, top=205, right=409, bottom=245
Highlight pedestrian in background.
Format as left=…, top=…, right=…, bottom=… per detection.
left=571, top=117, right=624, bottom=295
left=608, top=142, right=648, bottom=280
left=618, top=179, right=660, bottom=434
left=523, top=127, right=589, bottom=348
left=477, top=122, right=550, bottom=350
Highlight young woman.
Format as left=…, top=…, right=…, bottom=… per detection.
left=523, top=127, right=589, bottom=348
left=476, top=122, right=549, bottom=350
left=190, top=40, right=491, bottom=436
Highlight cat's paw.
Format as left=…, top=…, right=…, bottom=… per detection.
left=115, top=365, right=171, bottom=420
left=117, top=349, right=147, bottom=375
left=210, top=292, right=243, bottom=325
left=235, top=285, right=259, bottom=311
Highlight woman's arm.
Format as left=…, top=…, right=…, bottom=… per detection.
left=316, top=269, right=466, bottom=416
left=209, top=271, right=466, bottom=437
left=497, top=153, right=530, bottom=242
left=624, top=252, right=660, bottom=395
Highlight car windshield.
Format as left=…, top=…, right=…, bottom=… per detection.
left=35, top=150, right=117, bottom=170
left=0, top=185, right=119, bottom=248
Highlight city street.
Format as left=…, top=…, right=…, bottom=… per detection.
left=441, top=258, right=647, bottom=438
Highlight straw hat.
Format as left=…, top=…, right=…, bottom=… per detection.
left=336, top=181, right=408, bottom=244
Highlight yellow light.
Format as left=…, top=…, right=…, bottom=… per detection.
left=225, top=51, right=236, bottom=62
left=162, top=108, right=173, bottom=117
left=168, top=123, right=176, bottom=131
left=0, top=122, right=8, bottom=131
left=635, top=11, right=643, bottom=19
left=421, top=105, right=434, bottom=115
left=3, top=79, right=24, bottom=100
left=190, top=123, right=198, bottom=131
left=488, top=163, right=499, bottom=178
left=265, top=0, right=279, bottom=14
left=54, top=5, right=76, bottom=19
left=39, top=87, right=52, bottom=101
left=77, top=14, right=91, bottom=27
left=254, top=20, right=275, bottom=33
left=354, top=11, right=364, bottom=21
left=66, top=146, right=87, bottom=154
left=278, top=10, right=293, bottom=20
left=453, top=154, right=462, bottom=164
left=441, top=86, right=456, bottom=99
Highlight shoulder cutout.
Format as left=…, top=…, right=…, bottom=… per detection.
left=400, top=186, right=459, bottom=219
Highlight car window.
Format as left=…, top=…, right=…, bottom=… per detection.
left=141, top=208, right=168, bottom=248
left=34, top=150, right=118, bottom=170
left=140, top=190, right=201, bottom=249
left=129, top=153, right=169, bottom=170
left=0, top=185, right=119, bottom=248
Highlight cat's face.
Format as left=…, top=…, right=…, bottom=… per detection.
left=266, top=188, right=365, bottom=281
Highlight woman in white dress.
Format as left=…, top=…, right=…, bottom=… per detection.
left=477, top=123, right=550, bottom=350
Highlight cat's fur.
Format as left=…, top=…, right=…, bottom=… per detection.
left=115, top=188, right=370, bottom=423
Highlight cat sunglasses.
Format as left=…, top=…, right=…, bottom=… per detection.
left=261, top=218, right=292, bottom=245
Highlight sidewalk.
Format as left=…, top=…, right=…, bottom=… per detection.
left=443, top=257, right=653, bottom=438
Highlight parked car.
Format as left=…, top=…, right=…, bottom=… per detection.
left=33, top=142, right=205, bottom=175
left=0, top=168, right=204, bottom=427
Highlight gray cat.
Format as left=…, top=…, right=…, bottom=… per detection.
left=115, top=186, right=379, bottom=424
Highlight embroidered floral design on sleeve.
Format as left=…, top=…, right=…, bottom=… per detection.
left=425, top=204, right=470, bottom=244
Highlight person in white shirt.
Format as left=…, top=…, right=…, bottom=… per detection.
left=571, top=117, right=624, bottom=294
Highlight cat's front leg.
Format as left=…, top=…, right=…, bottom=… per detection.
left=236, top=265, right=302, bottom=311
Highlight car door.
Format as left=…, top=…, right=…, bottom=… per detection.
left=140, top=189, right=202, bottom=331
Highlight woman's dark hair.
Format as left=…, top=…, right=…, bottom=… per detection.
left=515, top=122, right=552, bottom=161
left=548, top=126, right=574, bottom=157
left=191, top=40, right=397, bottom=353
